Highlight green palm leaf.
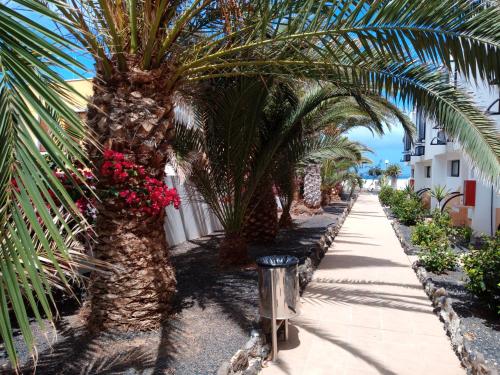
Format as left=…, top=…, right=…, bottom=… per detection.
left=0, top=1, right=96, bottom=367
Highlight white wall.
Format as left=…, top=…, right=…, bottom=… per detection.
left=163, top=174, right=223, bottom=246
left=406, top=75, right=500, bottom=235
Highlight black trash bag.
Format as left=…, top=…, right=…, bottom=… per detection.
left=256, top=255, right=299, bottom=268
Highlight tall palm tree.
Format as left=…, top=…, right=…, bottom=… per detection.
left=174, top=78, right=365, bottom=261
left=301, top=91, right=414, bottom=208
left=0, top=1, right=96, bottom=366
left=37, top=0, right=500, bottom=331
left=243, top=80, right=413, bottom=241
left=385, top=163, right=402, bottom=188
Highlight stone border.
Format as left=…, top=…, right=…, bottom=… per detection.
left=217, top=196, right=358, bottom=375
left=383, top=205, right=496, bottom=375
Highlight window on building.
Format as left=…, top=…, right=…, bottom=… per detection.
left=425, top=166, right=431, bottom=178
left=416, top=109, right=426, bottom=142
left=451, top=160, right=460, bottom=177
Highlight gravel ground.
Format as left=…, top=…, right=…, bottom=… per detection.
left=394, top=218, right=500, bottom=372
left=0, top=201, right=347, bottom=375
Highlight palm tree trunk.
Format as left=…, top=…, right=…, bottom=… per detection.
left=279, top=207, right=293, bottom=228
left=303, top=164, right=322, bottom=208
left=242, top=175, right=278, bottom=244
left=86, top=75, right=176, bottom=331
left=219, top=233, right=248, bottom=266
left=89, top=206, right=175, bottom=331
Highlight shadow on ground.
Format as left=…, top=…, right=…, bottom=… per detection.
left=6, top=201, right=349, bottom=375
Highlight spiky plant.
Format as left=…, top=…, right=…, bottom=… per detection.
left=431, top=184, right=451, bottom=209
left=0, top=1, right=100, bottom=366
left=174, top=79, right=370, bottom=258
left=11, top=0, right=500, bottom=337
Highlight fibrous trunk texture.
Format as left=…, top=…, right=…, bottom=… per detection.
left=303, top=164, right=322, bottom=208
left=279, top=209, right=293, bottom=228
left=89, top=210, right=176, bottom=331
left=86, top=69, right=176, bottom=331
left=243, top=176, right=278, bottom=243
left=219, top=233, right=248, bottom=266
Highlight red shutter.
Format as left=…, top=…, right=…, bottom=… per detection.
left=463, top=180, right=476, bottom=207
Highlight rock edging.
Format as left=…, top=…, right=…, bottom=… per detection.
left=385, top=206, right=496, bottom=375
left=217, top=196, right=358, bottom=375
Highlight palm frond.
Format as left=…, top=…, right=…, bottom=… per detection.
left=0, top=1, right=96, bottom=367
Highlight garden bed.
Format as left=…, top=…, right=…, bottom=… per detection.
left=383, top=206, right=499, bottom=375
left=0, top=199, right=352, bottom=375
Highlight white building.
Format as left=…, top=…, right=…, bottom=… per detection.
left=403, top=74, right=500, bottom=236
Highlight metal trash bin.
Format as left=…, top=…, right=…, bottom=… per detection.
left=256, top=255, right=300, bottom=361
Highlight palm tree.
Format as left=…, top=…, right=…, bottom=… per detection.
left=301, top=91, right=414, bottom=208
left=322, top=155, right=371, bottom=200
left=33, top=0, right=500, bottom=331
left=276, top=134, right=368, bottom=228
left=174, top=78, right=365, bottom=261
left=243, top=80, right=414, bottom=240
left=385, top=163, right=402, bottom=188
left=0, top=1, right=97, bottom=366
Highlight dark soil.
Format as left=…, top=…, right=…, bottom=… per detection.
left=0, top=201, right=348, bottom=375
left=392, top=216, right=500, bottom=372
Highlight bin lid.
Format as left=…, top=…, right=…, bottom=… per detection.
left=256, top=255, right=299, bottom=268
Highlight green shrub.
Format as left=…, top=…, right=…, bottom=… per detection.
left=462, top=232, right=500, bottom=313
left=378, top=186, right=394, bottom=206
left=411, top=221, right=447, bottom=247
left=392, top=197, right=425, bottom=225
left=389, top=190, right=406, bottom=209
left=452, top=226, right=473, bottom=245
left=415, top=209, right=472, bottom=246
left=419, top=241, right=458, bottom=273
left=431, top=209, right=452, bottom=231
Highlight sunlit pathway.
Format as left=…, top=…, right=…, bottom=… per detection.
left=262, top=192, right=463, bottom=375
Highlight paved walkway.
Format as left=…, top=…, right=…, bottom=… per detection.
left=262, top=192, right=463, bottom=375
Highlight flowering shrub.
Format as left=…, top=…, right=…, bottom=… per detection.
left=53, top=166, right=96, bottom=221
left=99, top=149, right=180, bottom=215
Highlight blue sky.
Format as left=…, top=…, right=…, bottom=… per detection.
left=348, top=127, right=410, bottom=178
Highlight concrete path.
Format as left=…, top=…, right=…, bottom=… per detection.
left=262, top=192, right=463, bottom=375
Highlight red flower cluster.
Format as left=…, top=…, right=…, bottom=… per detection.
left=100, top=149, right=145, bottom=182
left=100, top=149, right=180, bottom=216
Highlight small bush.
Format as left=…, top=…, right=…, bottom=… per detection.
left=431, top=209, right=453, bottom=232
left=378, top=186, right=394, bottom=206
left=389, top=190, right=406, bottom=209
left=462, top=232, right=500, bottom=313
left=392, top=197, right=426, bottom=226
left=419, top=241, right=458, bottom=273
left=452, top=226, right=473, bottom=245
left=411, top=221, right=447, bottom=248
